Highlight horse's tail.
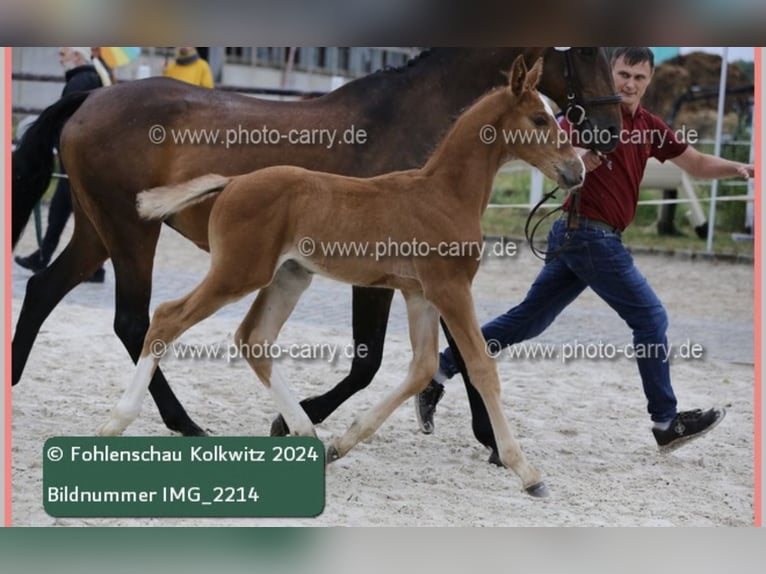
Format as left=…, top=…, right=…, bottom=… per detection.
left=137, top=174, right=232, bottom=220
left=12, top=90, right=91, bottom=248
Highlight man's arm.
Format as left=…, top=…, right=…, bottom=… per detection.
left=670, top=146, right=754, bottom=180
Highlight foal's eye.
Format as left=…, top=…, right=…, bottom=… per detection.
left=532, top=116, right=548, bottom=127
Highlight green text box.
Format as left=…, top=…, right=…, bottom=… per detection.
left=43, top=437, right=325, bottom=517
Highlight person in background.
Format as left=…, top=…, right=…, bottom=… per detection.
left=163, top=47, right=214, bottom=88
left=15, top=47, right=107, bottom=283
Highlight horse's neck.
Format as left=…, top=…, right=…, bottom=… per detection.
left=349, top=48, right=542, bottom=131
left=421, top=90, right=510, bottom=216
left=423, top=48, right=544, bottom=107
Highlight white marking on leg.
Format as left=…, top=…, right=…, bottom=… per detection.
left=268, top=364, right=316, bottom=437
left=98, top=355, right=156, bottom=436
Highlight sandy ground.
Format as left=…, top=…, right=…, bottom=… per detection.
left=11, top=217, right=754, bottom=526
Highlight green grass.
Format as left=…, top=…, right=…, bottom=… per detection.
left=483, top=171, right=754, bottom=258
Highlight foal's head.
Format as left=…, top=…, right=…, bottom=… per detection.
left=499, top=56, right=585, bottom=190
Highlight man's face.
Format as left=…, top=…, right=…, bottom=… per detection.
left=59, top=48, right=75, bottom=69
left=611, top=56, right=653, bottom=112
left=59, top=47, right=85, bottom=71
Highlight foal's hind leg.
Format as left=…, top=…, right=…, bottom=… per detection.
left=235, top=262, right=315, bottom=437
left=98, top=275, right=248, bottom=436
left=428, top=283, right=546, bottom=496
left=270, top=286, right=394, bottom=435
left=327, top=291, right=439, bottom=461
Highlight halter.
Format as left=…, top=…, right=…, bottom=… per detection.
left=554, top=47, right=623, bottom=128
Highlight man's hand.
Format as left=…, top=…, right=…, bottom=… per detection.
left=580, top=150, right=604, bottom=172
left=736, top=163, right=754, bottom=180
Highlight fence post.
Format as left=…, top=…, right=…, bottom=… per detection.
left=529, top=168, right=543, bottom=209
left=705, top=47, right=729, bottom=253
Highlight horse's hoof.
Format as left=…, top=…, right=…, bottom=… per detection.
left=524, top=482, right=550, bottom=498
left=97, top=420, right=124, bottom=437
left=270, top=415, right=290, bottom=437
left=326, top=445, right=341, bottom=464
left=488, top=450, right=503, bottom=467
left=175, top=422, right=208, bottom=437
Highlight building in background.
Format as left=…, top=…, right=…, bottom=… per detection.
left=12, top=47, right=421, bottom=113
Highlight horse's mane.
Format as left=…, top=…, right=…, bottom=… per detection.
left=370, top=48, right=433, bottom=76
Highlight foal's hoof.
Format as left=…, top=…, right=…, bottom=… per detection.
left=97, top=420, right=125, bottom=437
left=270, top=415, right=290, bottom=437
left=488, top=450, right=503, bottom=467
left=326, top=445, right=341, bottom=464
left=524, top=481, right=550, bottom=498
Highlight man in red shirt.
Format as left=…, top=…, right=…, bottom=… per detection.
left=417, top=47, right=753, bottom=456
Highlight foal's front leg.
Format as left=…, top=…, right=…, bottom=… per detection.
left=429, top=283, right=547, bottom=497
left=327, top=291, right=440, bottom=460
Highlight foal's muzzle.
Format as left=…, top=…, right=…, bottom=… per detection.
left=557, top=161, right=585, bottom=190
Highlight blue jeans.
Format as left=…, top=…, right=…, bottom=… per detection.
left=440, top=218, right=678, bottom=423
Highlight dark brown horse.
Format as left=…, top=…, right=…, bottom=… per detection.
left=12, top=48, right=621, bottom=439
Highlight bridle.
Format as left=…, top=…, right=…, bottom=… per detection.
left=556, top=47, right=623, bottom=128
left=523, top=48, right=621, bottom=260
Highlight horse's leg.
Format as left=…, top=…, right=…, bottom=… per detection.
left=270, top=286, right=394, bottom=435
left=98, top=274, right=248, bottom=436
left=440, top=319, right=498, bottom=457
left=327, top=291, right=439, bottom=461
left=430, top=284, right=547, bottom=497
left=236, top=261, right=316, bottom=437
left=109, top=223, right=206, bottom=436
left=12, top=201, right=108, bottom=386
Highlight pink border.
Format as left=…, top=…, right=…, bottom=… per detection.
left=5, top=46, right=12, bottom=527
left=754, top=46, right=762, bottom=529
left=0, top=46, right=761, bottom=530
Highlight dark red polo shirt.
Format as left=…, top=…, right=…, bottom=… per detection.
left=562, top=106, right=688, bottom=230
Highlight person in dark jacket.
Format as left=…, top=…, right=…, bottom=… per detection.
left=15, top=47, right=108, bottom=282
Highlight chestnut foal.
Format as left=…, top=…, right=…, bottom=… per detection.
left=101, top=56, right=584, bottom=497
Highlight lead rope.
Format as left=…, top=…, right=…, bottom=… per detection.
left=524, top=187, right=580, bottom=261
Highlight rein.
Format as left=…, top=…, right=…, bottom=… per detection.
left=524, top=186, right=577, bottom=261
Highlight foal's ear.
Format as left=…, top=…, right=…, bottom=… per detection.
left=525, top=57, right=544, bottom=91
left=509, top=55, right=528, bottom=96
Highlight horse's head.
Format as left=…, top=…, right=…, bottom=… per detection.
left=540, top=47, right=622, bottom=153
left=501, top=56, right=584, bottom=190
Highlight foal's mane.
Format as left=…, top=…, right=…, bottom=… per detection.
left=421, top=86, right=510, bottom=172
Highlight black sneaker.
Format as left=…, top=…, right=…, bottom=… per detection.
left=415, top=380, right=445, bottom=434
left=652, top=407, right=726, bottom=452
left=15, top=251, right=47, bottom=273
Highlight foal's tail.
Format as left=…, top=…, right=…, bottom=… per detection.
left=12, top=90, right=91, bottom=248
left=137, top=174, right=232, bottom=220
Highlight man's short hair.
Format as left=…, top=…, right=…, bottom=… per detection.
left=611, top=47, right=654, bottom=70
